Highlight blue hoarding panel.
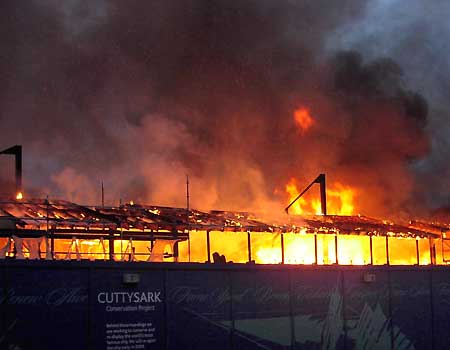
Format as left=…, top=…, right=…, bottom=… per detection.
left=431, top=269, right=450, bottom=350
left=90, top=268, right=165, bottom=350
left=343, top=269, right=391, bottom=350
left=166, top=269, right=231, bottom=350
left=4, top=266, right=89, bottom=350
left=291, top=270, right=343, bottom=350
left=390, top=270, right=432, bottom=350
left=0, top=264, right=6, bottom=348
left=1, top=261, right=450, bottom=350
left=231, top=270, right=291, bottom=350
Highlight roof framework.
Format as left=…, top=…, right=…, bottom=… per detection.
left=0, top=199, right=447, bottom=240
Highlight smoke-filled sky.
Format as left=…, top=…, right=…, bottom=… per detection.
left=0, top=0, right=449, bottom=218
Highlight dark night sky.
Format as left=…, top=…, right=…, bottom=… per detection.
left=0, top=0, right=449, bottom=218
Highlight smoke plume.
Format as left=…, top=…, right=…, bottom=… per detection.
left=0, top=1, right=446, bottom=219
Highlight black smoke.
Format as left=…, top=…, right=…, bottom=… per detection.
left=0, top=1, right=442, bottom=218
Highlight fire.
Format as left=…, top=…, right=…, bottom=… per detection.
left=285, top=178, right=355, bottom=215
left=294, top=107, right=314, bottom=133
left=285, top=180, right=307, bottom=214
left=16, top=192, right=23, bottom=200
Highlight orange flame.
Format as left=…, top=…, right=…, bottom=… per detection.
left=286, top=178, right=355, bottom=215
left=294, top=107, right=314, bottom=134
left=16, top=192, right=23, bottom=200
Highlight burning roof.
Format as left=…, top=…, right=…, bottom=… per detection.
left=0, top=198, right=445, bottom=239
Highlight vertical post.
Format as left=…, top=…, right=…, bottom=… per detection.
left=120, top=227, right=123, bottom=261
left=335, top=234, right=339, bottom=265
left=0, top=145, right=23, bottom=197
left=45, top=198, right=54, bottom=259
left=109, top=230, right=114, bottom=261
left=188, top=232, right=191, bottom=263
left=281, top=233, right=285, bottom=264
left=430, top=237, right=436, bottom=265
left=247, top=231, right=252, bottom=263
left=385, top=235, right=390, bottom=265
left=206, top=230, right=211, bottom=263
left=318, top=174, right=327, bottom=216
left=186, top=175, right=190, bottom=263
left=314, top=233, right=318, bottom=265
left=369, top=234, right=374, bottom=265
left=15, top=145, right=22, bottom=196
left=416, top=238, right=420, bottom=265
left=186, top=175, right=190, bottom=229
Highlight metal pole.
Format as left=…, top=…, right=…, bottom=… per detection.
left=385, top=235, right=390, bottom=265
left=188, top=233, right=191, bottom=263
left=416, top=238, right=420, bottom=265
left=334, top=234, right=338, bottom=264
left=369, top=234, right=373, bottom=265
left=285, top=174, right=326, bottom=214
left=281, top=233, right=285, bottom=264
left=109, top=229, right=114, bottom=261
left=318, top=174, right=327, bottom=216
left=186, top=175, right=190, bottom=262
left=0, top=145, right=23, bottom=197
left=314, top=233, right=318, bottom=264
left=46, top=198, right=53, bottom=259
left=206, top=230, right=211, bottom=263
left=15, top=146, right=22, bottom=196
left=247, top=231, right=252, bottom=263
left=120, top=226, right=123, bottom=261
left=430, top=238, right=435, bottom=265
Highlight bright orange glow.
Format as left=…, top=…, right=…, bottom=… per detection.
left=284, top=232, right=316, bottom=264
left=338, top=235, right=370, bottom=265
left=285, top=179, right=307, bottom=215
left=252, top=232, right=282, bottom=264
left=16, top=192, right=23, bottom=200
left=286, top=178, right=356, bottom=215
left=294, top=107, right=314, bottom=134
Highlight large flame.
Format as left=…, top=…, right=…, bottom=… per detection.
left=285, top=178, right=356, bottom=215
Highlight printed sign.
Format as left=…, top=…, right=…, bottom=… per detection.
left=90, top=268, right=165, bottom=350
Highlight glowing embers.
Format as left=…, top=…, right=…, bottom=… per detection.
left=286, top=178, right=355, bottom=215
left=16, top=192, right=23, bottom=200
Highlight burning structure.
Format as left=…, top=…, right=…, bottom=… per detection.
left=1, top=142, right=449, bottom=266
left=0, top=2, right=449, bottom=268
left=1, top=192, right=449, bottom=266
